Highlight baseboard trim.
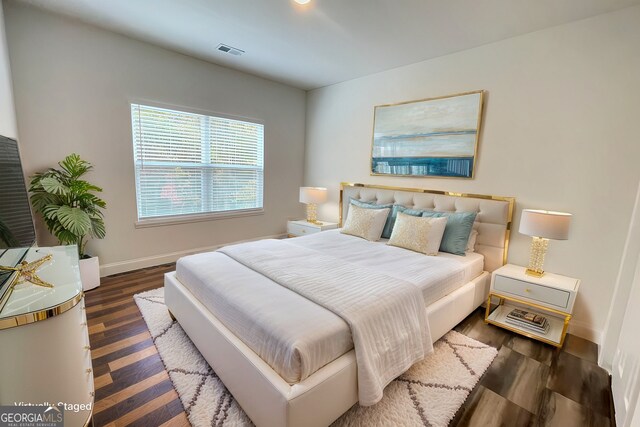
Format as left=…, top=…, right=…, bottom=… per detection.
left=568, top=319, right=602, bottom=345
left=99, top=233, right=287, bottom=277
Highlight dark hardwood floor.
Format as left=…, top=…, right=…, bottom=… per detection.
left=451, top=313, right=614, bottom=426
left=85, top=263, right=187, bottom=427
left=86, top=265, right=614, bottom=427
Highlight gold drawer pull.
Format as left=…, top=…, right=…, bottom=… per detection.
left=86, top=368, right=92, bottom=374
left=84, top=345, right=91, bottom=350
left=525, top=288, right=531, bottom=293
left=80, top=322, right=87, bottom=326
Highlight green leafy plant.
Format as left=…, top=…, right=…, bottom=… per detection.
left=29, top=154, right=106, bottom=258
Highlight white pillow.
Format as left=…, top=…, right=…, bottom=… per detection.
left=341, top=204, right=390, bottom=241
left=387, top=212, right=448, bottom=255
left=466, top=229, right=479, bottom=252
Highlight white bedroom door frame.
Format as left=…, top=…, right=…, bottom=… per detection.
left=611, top=250, right=640, bottom=426
left=601, top=178, right=640, bottom=426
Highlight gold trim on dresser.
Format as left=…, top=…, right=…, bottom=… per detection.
left=83, top=409, right=94, bottom=427
left=0, top=291, right=84, bottom=330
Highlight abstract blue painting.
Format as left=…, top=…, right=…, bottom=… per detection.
left=371, top=91, right=484, bottom=178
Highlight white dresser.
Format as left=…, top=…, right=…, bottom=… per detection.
left=0, top=246, right=94, bottom=426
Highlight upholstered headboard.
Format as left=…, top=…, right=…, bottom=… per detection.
left=340, top=183, right=515, bottom=272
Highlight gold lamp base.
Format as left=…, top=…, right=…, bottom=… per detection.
left=525, top=268, right=545, bottom=278
left=305, top=203, right=321, bottom=225
left=525, top=236, right=548, bottom=277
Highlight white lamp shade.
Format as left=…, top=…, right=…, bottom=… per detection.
left=519, top=209, right=572, bottom=240
left=299, top=187, right=327, bottom=204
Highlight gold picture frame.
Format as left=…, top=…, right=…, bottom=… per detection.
left=370, top=90, right=484, bottom=179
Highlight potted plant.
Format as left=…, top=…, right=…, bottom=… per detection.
left=29, top=154, right=106, bottom=290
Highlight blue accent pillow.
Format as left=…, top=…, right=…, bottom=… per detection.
left=382, top=204, right=432, bottom=239
left=349, top=198, right=393, bottom=234
left=422, top=211, right=477, bottom=255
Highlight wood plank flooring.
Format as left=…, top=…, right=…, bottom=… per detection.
left=86, top=265, right=614, bottom=427
left=451, top=315, right=614, bottom=426
left=86, top=263, right=188, bottom=427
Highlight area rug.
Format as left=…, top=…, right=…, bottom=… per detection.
left=134, top=288, right=497, bottom=427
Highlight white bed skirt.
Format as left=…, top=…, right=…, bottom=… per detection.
left=164, top=270, right=489, bottom=427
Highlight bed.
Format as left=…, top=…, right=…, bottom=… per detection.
left=165, top=182, right=514, bottom=427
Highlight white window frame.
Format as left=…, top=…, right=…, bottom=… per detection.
left=130, top=100, right=265, bottom=228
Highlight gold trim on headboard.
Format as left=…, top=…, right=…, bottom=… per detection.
left=339, top=182, right=515, bottom=266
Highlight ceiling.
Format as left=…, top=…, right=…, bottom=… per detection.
left=16, top=0, right=640, bottom=90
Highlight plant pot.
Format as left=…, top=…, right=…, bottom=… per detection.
left=79, top=256, right=100, bottom=291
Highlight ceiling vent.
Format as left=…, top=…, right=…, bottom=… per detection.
left=216, top=43, right=244, bottom=56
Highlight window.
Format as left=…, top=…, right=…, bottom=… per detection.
left=131, top=103, right=264, bottom=224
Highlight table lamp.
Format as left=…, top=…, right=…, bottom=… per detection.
left=299, top=187, right=327, bottom=224
left=519, top=209, right=572, bottom=277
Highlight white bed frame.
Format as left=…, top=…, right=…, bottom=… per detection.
left=165, top=183, right=514, bottom=427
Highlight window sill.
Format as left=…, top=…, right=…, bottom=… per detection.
left=134, top=208, right=264, bottom=228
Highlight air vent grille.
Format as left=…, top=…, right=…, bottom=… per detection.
left=216, top=43, right=244, bottom=56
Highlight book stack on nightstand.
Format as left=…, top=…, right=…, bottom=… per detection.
left=485, top=264, right=580, bottom=348
left=287, top=220, right=338, bottom=237
left=504, top=308, right=550, bottom=335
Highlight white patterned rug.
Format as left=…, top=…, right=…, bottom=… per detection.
left=134, top=288, right=497, bottom=427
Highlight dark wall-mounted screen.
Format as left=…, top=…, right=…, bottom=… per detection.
left=0, top=135, right=36, bottom=249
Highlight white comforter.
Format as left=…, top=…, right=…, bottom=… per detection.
left=219, top=238, right=433, bottom=406
left=175, top=231, right=473, bottom=403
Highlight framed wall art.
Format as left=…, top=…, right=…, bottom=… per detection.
left=371, top=90, right=484, bottom=179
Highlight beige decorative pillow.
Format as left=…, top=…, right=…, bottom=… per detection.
left=341, top=204, right=390, bottom=241
left=466, top=229, right=479, bottom=252
left=388, top=212, right=448, bottom=255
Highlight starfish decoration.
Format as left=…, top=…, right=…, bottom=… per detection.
left=0, top=254, right=54, bottom=288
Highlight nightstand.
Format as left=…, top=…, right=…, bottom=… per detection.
left=287, top=220, right=338, bottom=237
left=484, top=264, right=580, bottom=348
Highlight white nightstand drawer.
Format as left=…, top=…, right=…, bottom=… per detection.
left=287, top=220, right=338, bottom=237
left=494, top=274, right=570, bottom=310
left=287, top=222, right=317, bottom=236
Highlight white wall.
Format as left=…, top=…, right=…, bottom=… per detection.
left=4, top=1, right=306, bottom=275
left=0, top=1, right=17, bottom=138
left=305, top=6, right=640, bottom=343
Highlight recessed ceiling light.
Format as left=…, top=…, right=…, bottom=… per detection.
left=294, top=0, right=311, bottom=4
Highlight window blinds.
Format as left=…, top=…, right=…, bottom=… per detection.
left=131, top=104, right=264, bottom=221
